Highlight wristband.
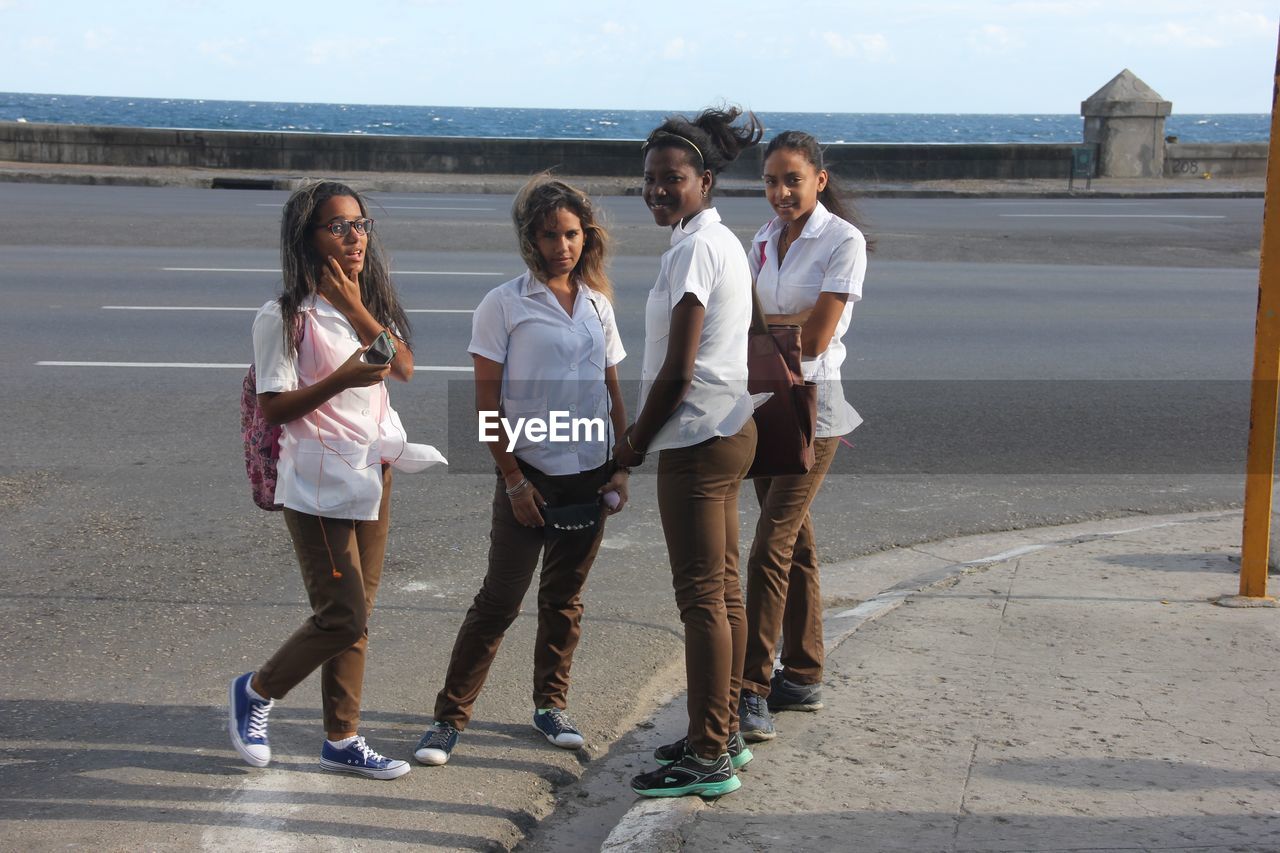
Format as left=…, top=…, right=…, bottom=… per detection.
left=505, top=478, right=530, bottom=497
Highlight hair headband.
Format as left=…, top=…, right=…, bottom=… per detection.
left=643, top=131, right=704, bottom=165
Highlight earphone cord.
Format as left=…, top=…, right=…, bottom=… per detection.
left=587, top=295, right=612, bottom=471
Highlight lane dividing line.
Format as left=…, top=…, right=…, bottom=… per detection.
left=255, top=203, right=497, bottom=211
left=997, top=214, right=1226, bottom=219
left=973, top=200, right=1152, bottom=206
left=161, top=267, right=504, bottom=276
left=36, top=361, right=474, bottom=372
left=102, top=306, right=474, bottom=314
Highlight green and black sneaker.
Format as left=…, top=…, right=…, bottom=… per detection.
left=631, top=750, right=741, bottom=798
left=653, top=732, right=753, bottom=770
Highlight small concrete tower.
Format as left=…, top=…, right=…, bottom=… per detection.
left=1081, top=70, right=1172, bottom=178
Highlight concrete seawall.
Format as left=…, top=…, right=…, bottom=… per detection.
left=0, top=121, right=1265, bottom=182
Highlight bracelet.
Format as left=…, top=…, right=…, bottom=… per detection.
left=625, top=434, right=646, bottom=458
left=505, top=478, right=530, bottom=497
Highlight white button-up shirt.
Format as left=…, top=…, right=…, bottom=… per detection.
left=469, top=271, right=625, bottom=475
left=750, top=201, right=867, bottom=438
left=253, top=297, right=445, bottom=520
left=639, top=207, right=754, bottom=452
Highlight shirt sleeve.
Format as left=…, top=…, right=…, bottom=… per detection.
left=822, top=232, right=867, bottom=302
left=597, top=297, right=626, bottom=368
left=748, top=239, right=763, bottom=280
left=666, top=236, right=718, bottom=309
left=467, top=288, right=510, bottom=364
left=252, top=302, right=297, bottom=393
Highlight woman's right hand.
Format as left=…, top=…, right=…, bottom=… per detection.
left=508, top=481, right=546, bottom=527
left=332, top=346, right=391, bottom=390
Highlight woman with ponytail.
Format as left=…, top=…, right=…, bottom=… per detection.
left=737, top=131, right=869, bottom=743
left=614, top=106, right=762, bottom=798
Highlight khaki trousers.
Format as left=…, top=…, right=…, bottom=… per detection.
left=257, top=465, right=392, bottom=735
left=742, top=437, right=839, bottom=695
left=433, top=462, right=609, bottom=729
left=656, top=419, right=757, bottom=760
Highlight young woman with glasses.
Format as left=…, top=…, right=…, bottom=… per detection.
left=228, top=180, right=443, bottom=780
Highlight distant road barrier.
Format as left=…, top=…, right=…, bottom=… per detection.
left=0, top=122, right=1265, bottom=181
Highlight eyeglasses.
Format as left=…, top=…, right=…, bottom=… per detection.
left=315, top=218, right=375, bottom=237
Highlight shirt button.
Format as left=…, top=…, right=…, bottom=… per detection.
left=569, top=363, right=577, bottom=371
left=569, top=404, right=576, bottom=412
left=362, top=409, right=370, bottom=416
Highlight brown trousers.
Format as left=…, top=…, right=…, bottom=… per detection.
left=256, top=465, right=392, bottom=735
left=656, top=419, right=757, bottom=760
left=433, top=462, right=609, bottom=729
left=742, top=437, right=839, bottom=695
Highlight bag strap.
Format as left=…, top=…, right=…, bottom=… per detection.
left=749, top=278, right=769, bottom=336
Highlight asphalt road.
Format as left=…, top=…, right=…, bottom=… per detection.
left=0, top=184, right=1265, bottom=850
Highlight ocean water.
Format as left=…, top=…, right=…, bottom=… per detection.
left=0, top=92, right=1267, bottom=144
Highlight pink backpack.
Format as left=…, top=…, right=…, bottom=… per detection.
left=241, top=317, right=303, bottom=511
left=241, top=366, right=284, bottom=510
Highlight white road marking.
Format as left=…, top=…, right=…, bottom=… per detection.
left=378, top=205, right=499, bottom=211
left=102, top=305, right=474, bottom=314
left=998, top=214, right=1226, bottom=219
left=161, top=267, right=503, bottom=276
left=254, top=203, right=495, bottom=211
left=104, top=305, right=256, bottom=311
left=163, top=267, right=278, bottom=273
left=961, top=544, right=1047, bottom=565
left=974, top=200, right=1152, bottom=206
left=37, top=361, right=473, bottom=372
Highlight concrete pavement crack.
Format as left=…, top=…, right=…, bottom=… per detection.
left=951, top=558, right=1020, bottom=851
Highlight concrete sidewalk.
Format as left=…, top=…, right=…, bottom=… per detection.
left=546, top=511, right=1280, bottom=853
left=0, top=158, right=1264, bottom=198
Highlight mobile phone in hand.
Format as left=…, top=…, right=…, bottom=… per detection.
left=364, top=330, right=397, bottom=365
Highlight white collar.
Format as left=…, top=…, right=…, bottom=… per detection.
left=520, top=269, right=600, bottom=307
left=753, top=201, right=834, bottom=245
left=671, top=207, right=722, bottom=247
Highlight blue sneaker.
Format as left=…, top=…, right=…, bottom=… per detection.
left=654, top=732, right=753, bottom=770
left=738, top=691, right=776, bottom=743
left=414, top=721, right=459, bottom=766
left=533, top=708, right=584, bottom=749
left=767, top=670, right=825, bottom=713
left=319, top=736, right=409, bottom=780
left=228, top=672, right=272, bottom=768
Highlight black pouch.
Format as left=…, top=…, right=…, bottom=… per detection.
left=542, top=499, right=602, bottom=532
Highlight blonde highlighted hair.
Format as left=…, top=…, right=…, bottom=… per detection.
left=512, top=175, right=612, bottom=301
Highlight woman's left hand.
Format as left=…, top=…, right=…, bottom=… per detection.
left=318, top=257, right=363, bottom=317
left=599, top=470, right=630, bottom=514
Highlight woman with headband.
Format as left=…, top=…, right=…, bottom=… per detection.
left=614, top=106, right=762, bottom=798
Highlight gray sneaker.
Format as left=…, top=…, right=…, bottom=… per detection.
left=738, top=691, right=776, bottom=742
left=414, top=721, right=459, bottom=766
left=767, top=670, right=824, bottom=712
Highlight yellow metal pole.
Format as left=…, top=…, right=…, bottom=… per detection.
left=1238, top=27, right=1280, bottom=599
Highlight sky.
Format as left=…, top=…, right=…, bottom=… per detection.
left=2, top=0, right=1276, bottom=114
